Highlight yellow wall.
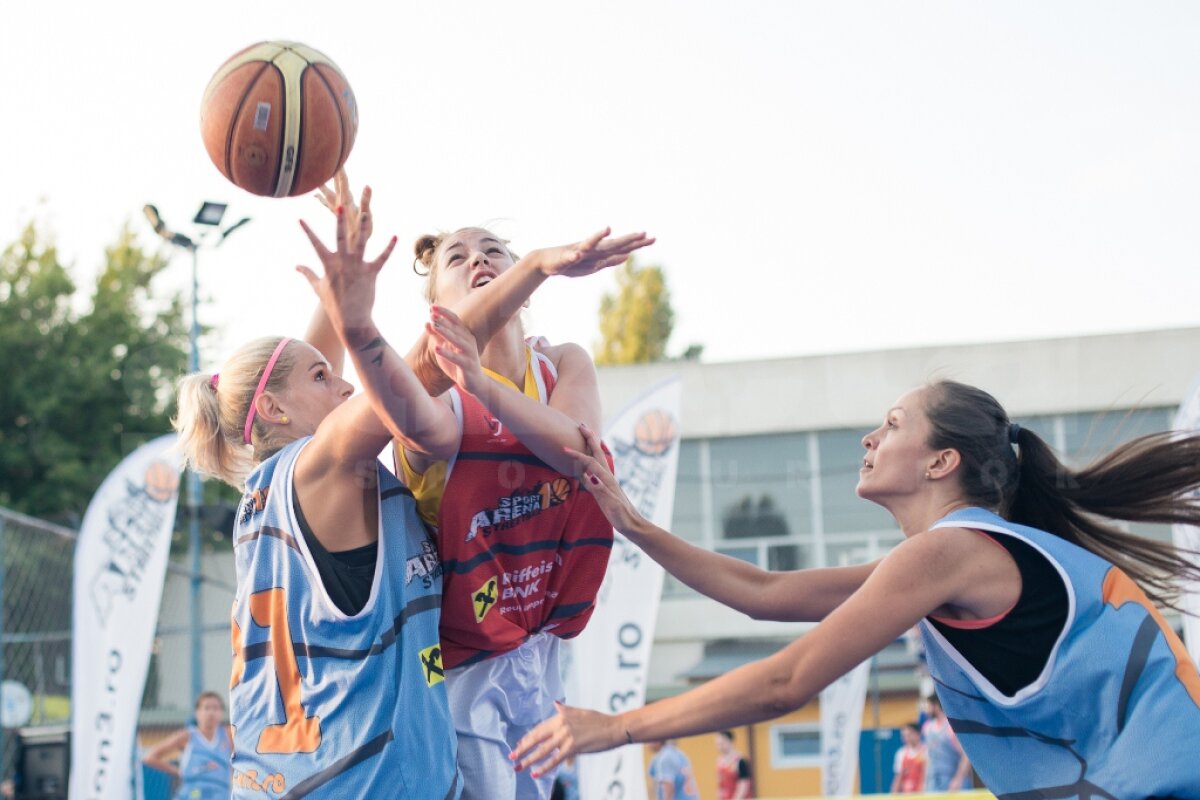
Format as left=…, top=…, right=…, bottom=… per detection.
left=644, top=694, right=922, bottom=798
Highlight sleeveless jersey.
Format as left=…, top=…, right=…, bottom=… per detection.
left=175, top=724, right=232, bottom=800
left=892, top=745, right=926, bottom=794
left=435, top=345, right=614, bottom=669
left=715, top=754, right=750, bottom=799
left=230, top=437, right=460, bottom=799
left=920, top=507, right=1200, bottom=798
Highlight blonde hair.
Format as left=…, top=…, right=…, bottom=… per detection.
left=412, top=226, right=518, bottom=304
left=172, top=336, right=300, bottom=489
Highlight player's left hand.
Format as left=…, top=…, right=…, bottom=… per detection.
left=510, top=701, right=626, bottom=779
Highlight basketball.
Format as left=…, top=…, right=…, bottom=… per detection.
left=143, top=460, right=180, bottom=502
left=634, top=409, right=678, bottom=456
left=200, top=41, right=358, bottom=198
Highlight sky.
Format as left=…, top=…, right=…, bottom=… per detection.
left=3, top=1, right=1199, bottom=369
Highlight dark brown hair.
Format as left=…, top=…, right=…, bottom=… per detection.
left=924, top=379, right=1200, bottom=611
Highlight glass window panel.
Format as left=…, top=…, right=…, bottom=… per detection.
left=1062, top=407, right=1173, bottom=466
left=780, top=729, right=820, bottom=758
left=669, top=439, right=705, bottom=544
left=768, top=543, right=808, bottom=571
left=827, top=538, right=888, bottom=567
left=716, top=545, right=760, bottom=566
left=817, top=428, right=894, bottom=534
left=710, top=432, right=812, bottom=539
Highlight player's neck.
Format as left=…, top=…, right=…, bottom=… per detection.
left=480, top=325, right=527, bottom=389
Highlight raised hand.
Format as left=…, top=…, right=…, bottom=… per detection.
left=564, top=423, right=645, bottom=534
left=315, top=169, right=371, bottom=254
left=524, top=228, right=655, bottom=279
left=510, top=701, right=626, bottom=779
left=296, top=204, right=397, bottom=338
left=426, top=305, right=485, bottom=395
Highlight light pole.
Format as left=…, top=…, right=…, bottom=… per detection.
left=143, top=201, right=250, bottom=703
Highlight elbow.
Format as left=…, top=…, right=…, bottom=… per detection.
left=744, top=601, right=778, bottom=622
left=758, top=667, right=808, bottom=719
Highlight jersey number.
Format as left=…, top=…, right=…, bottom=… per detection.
left=231, top=588, right=322, bottom=753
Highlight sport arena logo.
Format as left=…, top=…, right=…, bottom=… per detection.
left=463, top=478, right=571, bottom=542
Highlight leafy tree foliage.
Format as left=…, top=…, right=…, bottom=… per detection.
left=595, top=258, right=675, bottom=365
left=594, top=257, right=703, bottom=365
left=0, top=221, right=189, bottom=523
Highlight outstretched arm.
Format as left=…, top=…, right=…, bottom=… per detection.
left=565, top=424, right=879, bottom=621
left=315, top=171, right=653, bottom=396
left=297, top=208, right=460, bottom=464
left=511, top=529, right=970, bottom=776
left=409, top=229, right=653, bottom=396
left=428, top=315, right=604, bottom=475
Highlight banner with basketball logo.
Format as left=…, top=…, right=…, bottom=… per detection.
left=1173, top=373, right=1200, bottom=665
left=70, top=434, right=183, bottom=800
left=820, top=658, right=871, bottom=796
left=565, top=377, right=683, bottom=800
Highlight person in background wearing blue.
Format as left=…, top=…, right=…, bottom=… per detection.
left=143, top=691, right=232, bottom=799
left=647, top=739, right=699, bottom=800
left=921, top=693, right=971, bottom=791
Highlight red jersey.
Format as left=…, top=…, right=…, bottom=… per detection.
left=436, top=348, right=614, bottom=669
left=893, top=744, right=927, bottom=793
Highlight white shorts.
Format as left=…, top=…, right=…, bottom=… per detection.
left=445, top=632, right=563, bottom=800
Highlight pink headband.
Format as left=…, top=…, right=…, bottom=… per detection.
left=242, top=338, right=292, bottom=445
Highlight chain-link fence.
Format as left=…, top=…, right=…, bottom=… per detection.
left=0, top=505, right=237, bottom=784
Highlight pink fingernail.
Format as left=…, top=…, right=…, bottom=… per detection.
left=589, top=474, right=601, bottom=486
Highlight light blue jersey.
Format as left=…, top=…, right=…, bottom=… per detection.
left=647, top=743, right=699, bottom=800
left=175, top=724, right=231, bottom=800
left=921, top=507, right=1200, bottom=798
left=230, top=438, right=460, bottom=799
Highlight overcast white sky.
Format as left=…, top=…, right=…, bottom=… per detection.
left=3, top=2, right=1199, bottom=368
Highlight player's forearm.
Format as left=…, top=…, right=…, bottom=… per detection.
left=451, top=257, right=547, bottom=352
left=466, top=378, right=587, bottom=475
left=622, top=515, right=783, bottom=619
left=344, top=325, right=457, bottom=458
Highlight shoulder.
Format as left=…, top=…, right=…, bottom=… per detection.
left=879, top=526, right=984, bottom=576
left=536, top=340, right=593, bottom=370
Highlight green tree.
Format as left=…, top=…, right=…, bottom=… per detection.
left=595, top=258, right=675, bottom=365
left=0, top=221, right=189, bottom=523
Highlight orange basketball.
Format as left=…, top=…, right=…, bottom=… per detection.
left=143, top=461, right=180, bottom=502
left=633, top=409, right=677, bottom=456
left=200, top=41, right=358, bottom=197
left=549, top=478, right=571, bottom=504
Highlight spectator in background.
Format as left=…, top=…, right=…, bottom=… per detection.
left=922, top=694, right=971, bottom=791
left=715, top=730, right=753, bottom=799
left=142, top=691, right=232, bottom=800
left=891, top=722, right=927, bottom=794
left=647, top=739, right=699, bottom=800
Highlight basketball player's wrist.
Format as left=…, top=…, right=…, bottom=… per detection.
left=340, top=321, right=381, bottom=349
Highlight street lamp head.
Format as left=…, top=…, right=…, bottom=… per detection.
left=194, top=202, right=228, bottom=227
left=143, top=204, right=166, bottom=235
left=144, top=203, right=196, bottom=250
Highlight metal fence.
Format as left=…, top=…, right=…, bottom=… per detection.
left=0, top=505, right=236, bottom=783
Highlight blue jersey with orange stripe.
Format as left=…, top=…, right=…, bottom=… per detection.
left=920, top=507, right=1200, bottom=798
left=435, top=345, right=614, bottom=669
left=174, top=724, right=231, bottom=800
left=230, top=437, right=460, bottom=799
